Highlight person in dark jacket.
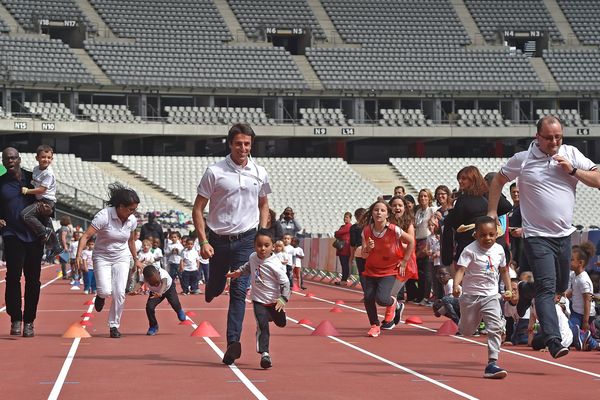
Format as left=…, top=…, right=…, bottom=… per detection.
left=140, top=213, right=164, bottom=249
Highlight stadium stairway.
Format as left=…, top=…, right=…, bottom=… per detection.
left=94, top=161, right=192, bottom=214
left=306, top=0, right=345, bottom=46
left=450, top=0, right=489, bottom=46
left=529, top=57, right=560, bottom=92
left=71, top=48, right=112, bottom=86
left=74, top=0, right=116, bottom=38
left=543, top=0, right=582, bottom=46
left=213, top=0, right=249, bottom=43
left=0, top=2, right=19, bottom=33
left=292, top=55, right=324, bottom=91
left=349, top=164, right=415, bottom=198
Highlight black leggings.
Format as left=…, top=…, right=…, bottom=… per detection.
left=364, top=275, right=396, bottom=325
left=253, top=301, right=286, bottom=353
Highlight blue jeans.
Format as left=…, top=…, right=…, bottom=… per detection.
left=83, top=270, right=96, bottom=292
left=168, top=263, right=180, bottom=282
left=524, top=236, right=571, bottom=344
left=440, top=295, right=460, bottom=324
left=511, top=318, right=529, bottom=345
left=206, top=231, right=254, bottom=344
left=181, top=270, right=200, bottom=293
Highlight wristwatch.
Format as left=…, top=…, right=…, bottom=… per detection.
left=569, top=167, right=578, bottom=176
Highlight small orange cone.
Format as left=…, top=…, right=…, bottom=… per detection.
left=297, top=318, right=313, bottom=325
left=80, top=320, right=93, bottom=327
left=329, top=307, right=343, bottom=313
left=405, top=316, right=423, bottom=324
left=191, top=321, right=220, bottom=337
left=62, top=322, right=91, bottom=338
left=311, top=320, right=339, bottom=336
left=335, top=300, right=345, bottom=305
left=185, top=311, right=197, bottom=317
left=436, top=320, right=458, bottom=336
left=179, top=319, right=193, bottom=325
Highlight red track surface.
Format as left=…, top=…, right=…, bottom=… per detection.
left=1, top=265, right=599, bottom=399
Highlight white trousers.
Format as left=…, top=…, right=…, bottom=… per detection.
left=94, top=258, right=130, bottom=328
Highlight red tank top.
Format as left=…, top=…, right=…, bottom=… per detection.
left=364, top=223, right=403, bottom=277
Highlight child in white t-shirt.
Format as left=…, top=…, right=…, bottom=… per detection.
left=151, top=237, right=163, bottom=269
left=165, top=231, right=184, bottom=281
left=227, top=229, right=290, bottom=369
left=274, top=241, right=289, bottom=267
left=292, top=237, right=306, bottom=290
left=282, top=234, right=295, bottom=287
left=69, top=231, right=83, bottom=285
left=566, top=243, right=596, bottom=331
left=453, top=216, right=512, bottom=379
left=142, top=265, right=187, bottom=336
left=179, top=238, right=200, bottom=295
left=432, top=266, right=460, bottom=324
left=81, top=240, right=96, bottom=294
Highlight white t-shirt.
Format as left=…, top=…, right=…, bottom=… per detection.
left=166, top=241, right=184, bottom=264
left=531, top=299, right=572, bottom=348
left=138, top=249, right=156, bottom=266
left=414, top=206, right=436, bottom=240
left=197, top=155, right=271, bottom=235
left=274, top=251, right=289, bottom=266
left=443, top=278, right=454, bottom=296
left=239, top=252, right=290, bottom=304
left=294, top=247, right=304, bottom=269
left=69, top=240, right=79, bottom=259
left=32, top=165, right=57, bottom=202
left=500, top=141, right=597, bottom=238
left=571, top=271, right=595, bottom=316
left=426, top=233, right=441, bottom=266
left=181, top=248, right=200, bottom=271
left=199, top=254, right=209, bottom=265
left=284, top=244, right=295, bottom=267
left=134, top=239, right=142, bottom=253
left=81, top=249, right=94, bottom=270
left=146, top=267, right=173, bottom=296
left=91, top=207, right=137, bottom=263
left=150, top=247, right=163, bottom=268
left=457, top=241, right=506, bottom=297
left=503, top=301, right=530, bottom=320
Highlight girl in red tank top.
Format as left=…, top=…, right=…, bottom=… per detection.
left=361, top=201, right=415, bottom=337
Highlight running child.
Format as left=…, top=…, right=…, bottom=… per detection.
left=20, top=144, right=62, bottom=257
left=453, top=216, right=512, bottom=379
left=81, top=239, right=96, bottom=294
left=227, top=229, right=290, bottom=369
left=361, top=200, right=415, bottom=337
left=143, top=265, right=187, bottom=336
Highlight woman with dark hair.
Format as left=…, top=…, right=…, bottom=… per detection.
left=434, top=185, right=453, bottom=223
left=276, top=207, right=302, bottom=240
left=76, top=183, right=143, bottom=338
left=334, top=211, right=352, bottom=286
left=444, top=166, right=512, bottom=265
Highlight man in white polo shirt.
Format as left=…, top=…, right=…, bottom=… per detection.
left=487, top=115, right=600, bottom=359
left=193, top=123, right=271, bottom=365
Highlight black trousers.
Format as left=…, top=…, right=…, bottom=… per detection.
left=145, top=284, right=183, bottom=327
left=4, top=237, right=44, bottom=323
left=253, top=301, right=286, bottom=353
left=364, top=275, right=396, bottom=326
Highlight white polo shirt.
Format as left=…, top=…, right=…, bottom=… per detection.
left=197, top=155, right=271, bottom=235
left=32, top=165, right=57, bottom=202
left=91, top=207, right=137, bottom=263
left=500, top=141, right=597, bottom=238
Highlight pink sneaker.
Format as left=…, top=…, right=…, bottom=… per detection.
left=384, top=297, right=397, bottom=323
left=367, top=324, right=380, bottom=337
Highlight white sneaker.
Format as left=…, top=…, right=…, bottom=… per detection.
left=83, top=289, right=89, bottom=294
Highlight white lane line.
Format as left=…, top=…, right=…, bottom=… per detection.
left=287, top=315, right=478, bottom=400
left=0, top=264, right=55, bottom=284
left=47, top=301, right=94, bottom=400
left=0, top=268, right=67, bottom=313
left=187, top=318, right=268, bottom=400
left=300, top=284, right=600, bottom=379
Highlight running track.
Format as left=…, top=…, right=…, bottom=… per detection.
left=0, top=265, right=598, bottom=399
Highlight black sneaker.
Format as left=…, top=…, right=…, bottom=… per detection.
left=516, top=281, right=535, bottom=318
left=10, top=321, right=22, bottom=336
left=381, top=320, right=395, bottom=330
left=22, top=322, right=34, bottom=338
left=393, top=302, right=405, bottom=325
left=260, top=352, right=272, bottom=369
left=222, top=341, right=242, bottom=365
left=483, top=362, right=508, bottom=379
left=110, top=327, right=121, bottom=338
left=547, top=339, right=569, bottom=359
left=94, top=296, right=105, bottom=312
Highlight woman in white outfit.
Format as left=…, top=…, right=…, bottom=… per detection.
left=76, top=183, right=142, bottom=338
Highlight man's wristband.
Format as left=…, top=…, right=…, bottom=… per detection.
left=199, top=239, right=209, bottom=246
left=569, top=167, right=578, bottom=176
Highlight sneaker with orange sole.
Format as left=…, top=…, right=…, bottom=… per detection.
left=367, top=324, right=381, bottom=337
left=384, top=297, right=397, bottom=324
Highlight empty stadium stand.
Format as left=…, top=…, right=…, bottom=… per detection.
left=543, top=48, right=600, bottom=92
left=456, top=109, right=511, bottom=127
left=536, top=108, right=589, bottom=127
left=379, top=109, right=431, bottom=127
left=112, top=155, right=381, bottom=234
left=164, top=106, right=274, bottom=125
left=0, top=0, right=96, bottom=32
left=464, top=0, right=563, bottom=43
left=306, top=0, right=544, bottom=91
left=23, top=101, right=76, bottom=121
left=79, top=103, right=142, bottom=123
left=0, top=36, right=94, bottom=84
left=83, top=0, right=308, bottom=89
left=299, top=107, right=351, bottom=126
left=0, top=14, right=9, bottom=33
left=227, top=0, right=326, bottom=40
left=557, top=0, right=600, bottom=45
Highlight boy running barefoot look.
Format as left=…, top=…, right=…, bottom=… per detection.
left=453, top=216, right=512, bottom=379
left=227, top=229, right=290, bottom=369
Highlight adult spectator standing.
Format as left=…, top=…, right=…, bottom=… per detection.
left=140, top=212, right=164, bottom=249
left=488, top=115, right=600, bottom=358
left=56, top=216, right=72, bottom=279
left=0, top=147, right=46, bottom=337
left=193, top=123, right=271, bottom=365
left=276, top=207, right=302, bottom=240
left=76, top=183, right=142, bottom=338
left=507, top=183, right=527, bottom=273
left=334, top=212, right=352, bottom=286
left=393, top=186, right=405, bottom=197
left=409, top=189, right=437, bottom=304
